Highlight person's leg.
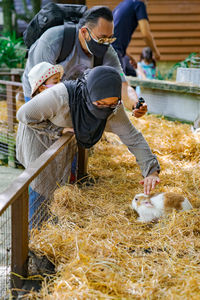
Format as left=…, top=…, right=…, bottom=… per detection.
left=69, top=153, right=77, bottom=184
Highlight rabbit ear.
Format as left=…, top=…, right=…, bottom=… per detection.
left=144, top=201, right=154, bottom=208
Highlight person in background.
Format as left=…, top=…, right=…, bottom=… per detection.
left=136, top=46, right=156, bottom=96
left=113, top=0, right=160, bottom=74
left=137, top=46, right=156, bottom=79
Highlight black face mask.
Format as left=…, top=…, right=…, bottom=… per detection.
left=85, top=35, right=109, bottom=58
left=85, top=92, right=115, bottom=120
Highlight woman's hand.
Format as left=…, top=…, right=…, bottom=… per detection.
left=139, top=171, right=160, bottom=195
left=62, top=127, right=74, bottom=134
left=132, top=103, right=148, bottom=118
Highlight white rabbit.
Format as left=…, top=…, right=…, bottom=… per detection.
left=132, top=192, right=193, bottom=223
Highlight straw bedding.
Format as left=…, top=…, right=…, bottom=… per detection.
left=28, top=113, right=200, bottom=299
left=0, top=100, right=23, bottom=133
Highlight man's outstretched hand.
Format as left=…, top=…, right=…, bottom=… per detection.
left=133, top=103, right=148, bottom=118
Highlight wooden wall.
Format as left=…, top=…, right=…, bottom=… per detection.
left=86, top=0, right=200, bottom=61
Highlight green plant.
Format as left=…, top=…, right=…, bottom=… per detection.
left=0, top=31, right=26, bottom=68
left=156, top=52, right=198, bottom=80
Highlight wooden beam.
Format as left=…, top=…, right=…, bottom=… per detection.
left=6, top=84, right=16, bottom=132
left=130, top=39, right=200, bottom=47
left=0, top=79, right=22, bottom=87
left=148, top=3, right=200, bottom=14
left=149, top=23, right=200, bottom=31
left=11, top=189, right=29, bottom=293
left=0, top=134, right=75, bottom=215
left=127, top=53, right=198, bottom=61
left=133, top=31, right=200, bottom=38
left=128, top=46, right=200, bottom=53
left=149, top=14, right=200, bottom=22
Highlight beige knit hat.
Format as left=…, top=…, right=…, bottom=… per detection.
left=28, top=62, right=64, bottom=95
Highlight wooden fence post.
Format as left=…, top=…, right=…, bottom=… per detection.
left=6, top=84, right=16, bottom=167
left=11, top=72, right=22, bottom=102
left=6, top=84, right=16, bottom=131
left=77, top=145, right=88, bottom=180
left=11, top=189, right=29, bottom=295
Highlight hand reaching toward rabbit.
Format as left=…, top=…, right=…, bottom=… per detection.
left=140, top=171, right=160, bottom=195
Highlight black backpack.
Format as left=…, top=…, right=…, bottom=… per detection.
left=23, top=2, right=89, bottom=64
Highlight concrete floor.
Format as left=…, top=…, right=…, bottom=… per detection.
left=0, top=166, right=23, bottom=193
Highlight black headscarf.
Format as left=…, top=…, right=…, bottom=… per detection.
left=65, top=66, right=122, bottom=149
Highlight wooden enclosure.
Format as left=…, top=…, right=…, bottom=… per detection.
left=86, top=0, right=200, bottom=61
left=0, top=133, right=76, bottom=297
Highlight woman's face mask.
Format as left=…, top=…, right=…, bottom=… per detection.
left=84, top=87, right=119, bottom=120
left=84, top=28, right=110, bottom=58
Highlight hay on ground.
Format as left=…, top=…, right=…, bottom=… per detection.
left=28, top=113, right=200, bottom=299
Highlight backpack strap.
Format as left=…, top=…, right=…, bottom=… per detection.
left=57, top=22, right=77, bottom=63
left=57, top=22, right=104, bottom=67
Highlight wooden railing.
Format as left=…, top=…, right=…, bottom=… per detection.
left=0, top=73, right=89, bottom=297
left=0, top=133, right=78, bottom=297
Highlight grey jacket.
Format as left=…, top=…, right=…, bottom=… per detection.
left=17, top=83, right=160, bottom=185
left=22, top=25, right=126, bottom=97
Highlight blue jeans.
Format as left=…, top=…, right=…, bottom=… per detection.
left=24, top=96, right=31, bottom=103
left=70, top=153, right=77, bottom=183
left=71, top=153, right=77, bottom=175
left=25, top=96, right=43, bottom=227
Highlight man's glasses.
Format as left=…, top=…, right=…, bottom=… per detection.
left=86, top=27, right=116, bottom=45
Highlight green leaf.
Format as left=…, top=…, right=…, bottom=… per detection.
left=0, top=31, right=26, bottom=68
